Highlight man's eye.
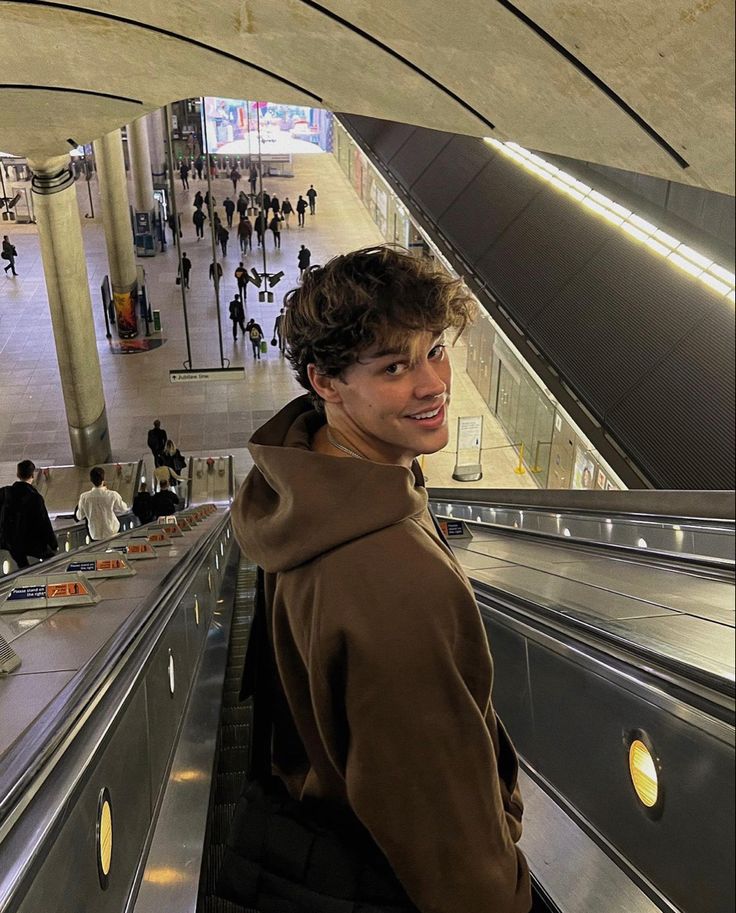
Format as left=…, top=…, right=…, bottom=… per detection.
left=385, top=362, right=407, bottom=376
left=429, top=345, right=446, bottom=359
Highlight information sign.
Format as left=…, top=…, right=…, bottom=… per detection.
left=169, top=368, right=245, bottom=384
left=0, top=574, right=101, bottom=614
left=64, top=554, right=136, bottom=578
left=107, top=543, right=158, bottom=559
left=453, top=415, right=484, bottom=482
left=438, top=519, right=472, bottom=541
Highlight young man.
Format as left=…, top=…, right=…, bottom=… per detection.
left=147, top=419, right=167, bottom=466
left=150, top=478, right=180, bottom=517
left=0, top=460, right=57, bottom=568
left=272, top=307, right=287, bottom=355
left=230, top=247, right=531, bottom=912
left=2, top=235, right=18, bottom=276
left=297, top=243, right=311, bottom=278
left=76, top=467, right=129, bottom=540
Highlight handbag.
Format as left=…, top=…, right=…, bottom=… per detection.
left=175, top=276, right=181, bottom=285
left=217, top=569, right=418, bottom=913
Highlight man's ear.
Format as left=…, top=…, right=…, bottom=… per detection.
left=307, top=364, right=343, bottom=405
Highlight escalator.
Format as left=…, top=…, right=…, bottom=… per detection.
left=0, top=489, right=732, bottom=913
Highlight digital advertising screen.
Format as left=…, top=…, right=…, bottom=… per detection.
left=203, top=99, right=333, bottom=156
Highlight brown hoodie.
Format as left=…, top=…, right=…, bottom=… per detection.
left=233, top=396, right=531, bottom=913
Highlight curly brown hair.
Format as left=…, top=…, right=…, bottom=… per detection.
left=284, top=246, right=476, bottom=407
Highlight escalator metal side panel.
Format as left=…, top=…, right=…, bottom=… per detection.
left=482, top=600, right=735, bottom=913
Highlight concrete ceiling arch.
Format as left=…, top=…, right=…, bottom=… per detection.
left=0, top=0, right=733, bottom=193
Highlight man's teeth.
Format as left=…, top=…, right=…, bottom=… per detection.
left=410, top=407, right=441, bottom=420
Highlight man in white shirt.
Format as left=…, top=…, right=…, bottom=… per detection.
left=76, top=466, right=129, bottom=540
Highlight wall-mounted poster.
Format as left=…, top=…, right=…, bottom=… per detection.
left=596, top=469, right=607, bottom=490
left=573, top=447, right=595, bottom=489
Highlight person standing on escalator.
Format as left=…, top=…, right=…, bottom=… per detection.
left=76, top=467, right=128, bottom=541
left=224, top=246, right=531, bottom=913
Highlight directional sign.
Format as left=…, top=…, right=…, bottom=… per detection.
left=0, top=574, right=101, bottom=614
left=64, top=554, right=136, bottom=579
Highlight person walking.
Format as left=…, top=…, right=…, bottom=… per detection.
left=2, top=235, right=18, bottom=277
left=297, top=244, right=311, bottom=279
left=236, top=192, right=248, bottom=220
left=238, top=216, right=253, bottom=252
left=281, top=197, right=293, bottom=229
left=193, top=189, right=204, bottom=208
left=230, top=166, right=241, bottom=193
left=161, top=439, right=186, bottom=481
left=254, top=212, right=265, bottom=248
left=306, top=183, right=318, bottom=215
left=209, top=155, right=219, bottom=180
left=147, top=419, right=168, bottom=466
left=229, top=294, right=246, bottom=341
left=296, top=195, right=308, bottom=227
left=272, top=307, right=287, bottom=355
left=209, top=260, right=223, bottom=286
left=0, top=460, right=57, bottom=569
left=194, top=154, right=204, bottom=180
left=76, top=467, right=129, bottom=541
left=178, top=253, right=192, bottom=289
left=224, top=196, right=235, bottom=228
left=234, top=261, right=248, bottom=298
left=262, top=190, right=271, bottom=214
left=248, top=164, right=258, bottom=194
left=270, top=195, right=280, bottom=216
left=193, top=207, right=206, bottom=240
left=132, top=482, right=155, bottom=524
left=269, top=213, right=282, bottom=249
left=246, top=318, right=264, bottom=359
left=204, top=189, right=216, bottom=211
left=221, top=246, right=531, bottom=913
left=219, top=224, right=230, bottom=258
left=179, top=161, right=190, bottom=190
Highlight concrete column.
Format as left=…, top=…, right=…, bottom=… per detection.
left=127, top=115, right=155, bottom=212
left=147, top=108, right=167, bottom=182
left=93, top=128, right=138, bottom=337
left=29, top=154, right=112, bottom=466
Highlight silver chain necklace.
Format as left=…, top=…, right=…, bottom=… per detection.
left=326, top=429, right=366, bottom=460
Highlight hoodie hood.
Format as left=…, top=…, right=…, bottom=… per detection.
left=232, top=395, right=428, bottom=572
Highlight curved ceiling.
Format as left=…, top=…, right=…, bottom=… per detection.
left=0, top=0, right=733, bottom=193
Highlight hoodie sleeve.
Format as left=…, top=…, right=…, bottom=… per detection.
left=313, top=528, right=531, bottom=913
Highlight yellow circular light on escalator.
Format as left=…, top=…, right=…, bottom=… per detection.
left=629, top=738, right=659, bottom=808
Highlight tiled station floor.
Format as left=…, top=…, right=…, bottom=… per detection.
left=0, top=153, right=536, bottom=490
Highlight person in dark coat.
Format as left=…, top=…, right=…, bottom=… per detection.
left=249, top=164, right=258, bottom=194
left=150, top=479, right=180, bottom=517
left=193, top=190, right=204, bottom=210
left=2, top=235, right=18, bottom=277
left=262, top=191, right=271, bottom=214
left=230, top=167, right=241, bottom=193
left=219, top=225, right=230, bottom=257
left=238, top=216, right=253, bottom=252
left=0, top=460, right=58, bottom=569
left=204, top=190, right=216, bottom=211
left=179, top=253, right=192, bottom=289
left=234, top=262, right=248, bottom=299
left=254, top=213, right=265, bottom=247
left=132, top=482, right=155, bottom=524
left=194, top=154, right=204, bottom=180
left=193, top=207, right=206, bottom=240
left=223, top=196, right=236, bottom=228
left=269, top=214, right=282, bottom=249
left=229, top=294, right=246, bottom=340
left=306, top=184, right=317, bottom=214
left=297, top=244, right=311, bottom=278
left=209, top=260, right=223, bottom=285
left=296, top=195, right=308, bottom=227
left=179, top=161, right=190, bottom=189
left=281, top=197, right=293, bottom=229
left=147, top=419, right=167, bottom=465
left=270, top=196, right=280, bottom=215
left=236, top=193, right=248, bottom=219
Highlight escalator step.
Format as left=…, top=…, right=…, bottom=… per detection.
left=218, top=746, right=248, bottom=774
left=221, top=723, right=250, bottom=748
left=215, top=770, right=248, bottom=804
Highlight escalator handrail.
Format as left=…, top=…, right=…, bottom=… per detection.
left=0, top=508, right=231, bottom=831
left=427, top=487, right=736, bottom=522
left=433, top=512, right=735, bottom=577
left=474, top=581, right=736, bottom=716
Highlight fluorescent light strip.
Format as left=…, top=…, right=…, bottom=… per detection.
left=484, top=137, right=734, bottom=299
